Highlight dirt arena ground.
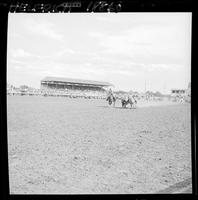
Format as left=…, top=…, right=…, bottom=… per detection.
left=7, top=96, right=192, bottom=194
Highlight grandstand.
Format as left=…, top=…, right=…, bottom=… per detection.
left=40, top=76, right=113, bottom=99
left=41, top=76, right=113, bottom=91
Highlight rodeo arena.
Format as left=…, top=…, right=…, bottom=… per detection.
left=7, top=77, right=192, bottom=194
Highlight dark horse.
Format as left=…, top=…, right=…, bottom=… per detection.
left=121, top=96, right=137, bottom=108
left=106, top=94, right=116, bottom=107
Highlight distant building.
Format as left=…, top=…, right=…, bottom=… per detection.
left=170, top=83, right=191, bottom=103
left=171, top=82, right=191, bottom=97
left=40, top=76, right=113, bottom=92
left=171, top=89, right=186, bottom=96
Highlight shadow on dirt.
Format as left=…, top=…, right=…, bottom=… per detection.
left=113, top=107, right=137, bottom=109
left=97, top=106, right=136, bottom=109
left=156, top=177, right=192, bottom=194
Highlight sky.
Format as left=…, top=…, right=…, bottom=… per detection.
left=7, top=13, right=191, bottom=93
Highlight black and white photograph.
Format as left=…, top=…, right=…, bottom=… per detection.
left=6, top=12, right=192, bottom=194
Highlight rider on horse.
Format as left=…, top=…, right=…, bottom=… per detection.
left=106, top=88, right=116, bottom=105
left=108, top=88, right=113, bottom=96
left=107, top=88, right=114, bottom=99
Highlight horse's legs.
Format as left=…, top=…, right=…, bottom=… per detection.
left=122, top=101, right=125, bottom=108
left=121, top=100, right=124, bottom=108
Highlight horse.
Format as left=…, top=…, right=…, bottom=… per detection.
left=106, top=94, right=116, bottom=107
left=121, top=96, right=137, bottom=108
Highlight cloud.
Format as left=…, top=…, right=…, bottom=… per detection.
left=10, top=48, right=32, bottom=58
left=54, top=49, right=76, bottom=58
left=113, top=70, right=136, bottom=76
left=9, top=60, right=27, bottom=65
left=95, top=14, right=125, bottom=23
left=144, top=64, right=182, bottom=72
left=9, top=48, right=49, bottom=60
left=7, top=14, right=191, bottom=91
left=97, top=23, right=189, bottom=66
left=24, top=18, right=63, bottom=41
left=10, top=32, right=24, bottom=39
left=88, top=32, right=105, bottom=38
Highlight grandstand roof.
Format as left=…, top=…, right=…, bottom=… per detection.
left=41, top=76, right=113, bottom=87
